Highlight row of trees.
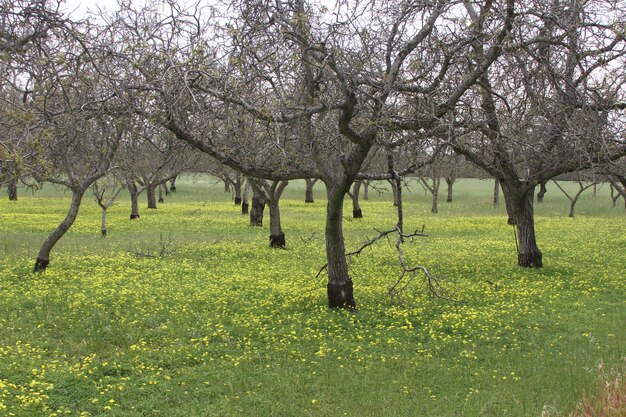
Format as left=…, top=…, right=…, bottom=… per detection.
left=1, top=0, right=624, bottom=308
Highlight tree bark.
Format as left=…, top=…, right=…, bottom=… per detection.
left=501, top=181, right=543, bottom=268
left=268, top=181, right=289, bottom=248
left=325, top=185, right=356, bottom=309
left=158, top=183, right=165, bottom=203
left=445, top=177, right=455, bottom=202
left=101, top=207, right=107, bottom=237
left=250, top=185, right=265, bottom=226
left=304, top=178, right=317, bottom=203
left=146, top=184, right=157, bottom=209
left=431, top=177, right=441, bottom=213
left=233, top=174, right=243, bottom=205
left=169, top=176, right=177, bottom=192
left=391, top=179, right=400, bottom=207
left=7, top=176, right=18, bottom=201
left=363, top=180, right=370, bottom=201
left=537, top=181, right=547, bottom=203
left=493, top=178, right=500, bottom=208
left=128, top=182, right=141, bottom=219
left=34, top=188, right=85, bottom=271
left=350, top=180, right=363, bottom=218
left=241, top=179, right=250, bottom=215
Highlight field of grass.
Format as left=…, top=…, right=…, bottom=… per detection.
left=0, top=176, right=624, bottom=416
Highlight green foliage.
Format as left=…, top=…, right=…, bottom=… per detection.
left=0, top=177, right=623, bottom=416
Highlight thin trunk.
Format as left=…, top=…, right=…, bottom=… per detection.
left=7, top=176, right=18, bottom=201
left=242, top=179, right=250, bottom=215
left=391, top=179, right=400, bottom=207
left=431, top=177, right=440, bottom=213
left=304, top=178, right=317, bottom=203
left=387, top=153, right=403, bottom=233
left=147, top=184, right=157, bottom=209
left=268, top=181, right=289, bottom=248
left=233, top=175, right=243, bottom=205
left=501, top=181, right=543, bottom=268
left=537, top=181, right=547, bottom=203
left=224, top=179, right=230, bottom=193
left=158, top=184, right=165, bottom=203
left=325, top=185, right=356, bottom=309
left=445, top=177, right=455, bottom=202
left=128, top=183, right=140, bottom=219
left=493, top=178, right=500, bottom=208
left=351, top=180, right=363, bottom=218
left=34, top=188, right=85, bottom=271
left=553, top=180, right=595, bottom=218
left=101, top=207, right=107, bottom=237
left=250, top=185, right=265, bottom=226
left=169, top=176, right=177, bottom=192
left=363, top=180, right=370, bottom=201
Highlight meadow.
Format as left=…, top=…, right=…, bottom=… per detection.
left=0, top=176, right=624, bottom=416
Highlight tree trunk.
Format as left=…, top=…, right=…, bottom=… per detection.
left=128, top=183, right=141, bottom=219
left=363, top=180, right=369, bottom=201
left=431, top=177, right=440, bottom=213
left=537, top=181, right=547, bottom=203
left=147, top=184, right=157, bottom=209
left=233, top=175, right=243, bottom=205
left=250, top=185, right=265, bottom=226
left=242, top=179, right=250, bottom=215
left=493, top=178, right=500, bottom=208
left=158, top=183, right=165, bottom=203
left=304, top=178, right=317, bottom=203
left=34, top=188, right=85, bottom=271
left=445, top=177, right=455, bottom=202
left=501, top=181, right=543, bottom=268
left=101, top=207, right=107, bottom=237
left=391, top=179, right=400, bottom=207
left=351, top=180, right=363, bottom=218
left=224, top=179, right=230, bottom=193
left=268, top=181, right=289, bottom=248
left=325, top=186, right=356, bottom=309
left=7, top=176, right=18, bottom=201
left=169, top=176, right=177, bottom=192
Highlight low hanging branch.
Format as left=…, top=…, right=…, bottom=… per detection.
left=316, top=225, right=455, bottom=302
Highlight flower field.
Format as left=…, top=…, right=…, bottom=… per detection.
left=0, top=178, right=624, bottom=416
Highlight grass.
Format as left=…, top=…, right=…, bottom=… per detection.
left=0, top=176, right=624, bottom=416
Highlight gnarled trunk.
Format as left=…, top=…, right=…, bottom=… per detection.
left=241, top=179, right=250, bottom=215
left=350, top=180, right=363, bottom=218
left=147, top=184, right=157, bottom=209
left=501, top=181, right=543, bottom=268
left=326, top=185, right=356, bottom=309
left=158, top=183, right=165, bottom=203
left=304, top=178, right=317, bottom=203
left=445, top=177, right=455, bottom=202
left=34, top=188, right=85, bottom=271
left=169, top=176, right=177, bottom=192
left=233, top=175, right=243, bottom=205
left=493, top=178, right=500, bottom=208
left=7, top=176, right=18, bottom=201
left=431, top=177, right=441, bottom=213
left=128, top=183, right=141, bottom=219
left=268, top=181, right=288, bottom=248
left=536, top=181, right=547, bottom=203
left=250, top=185, right=265, bottom=227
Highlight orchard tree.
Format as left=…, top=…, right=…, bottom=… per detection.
left=450, top=0, right=626, bottom=267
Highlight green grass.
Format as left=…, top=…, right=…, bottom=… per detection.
left=0, top=176, right=624, bottom=416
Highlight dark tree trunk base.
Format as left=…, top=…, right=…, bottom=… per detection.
left=234, top=197, right=242, bottom=205
left=170, top=186, right=176, bottom=192
left=352, top=208, right=363, bottom=219
left=242, top=202, right=249, bottom=215
left=327, top=280, right=356, bottom=309
left=269, top=232, right=286, bottom=248
left=158, top=197, right=164, bottom=203
left=130, top=214, right=140, bottom=220
left=101, top=229, right=107, bottom=237
left=34, top=258, right=49, bottom=272
left=518, top=251, right=543, bottom=268
left=305, top=198, right=314, bottom=203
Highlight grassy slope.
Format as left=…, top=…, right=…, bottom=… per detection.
left=0, top=177, right=624, bottom=416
